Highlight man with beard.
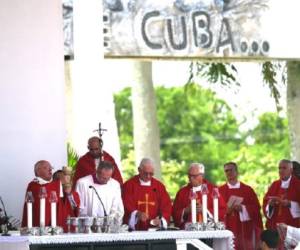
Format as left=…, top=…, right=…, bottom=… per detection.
left=73, top=136, right=123, bottom=187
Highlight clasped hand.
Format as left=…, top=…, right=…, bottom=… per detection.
left=136, top=211, right=149, bottom=222
left=136, top=211, right=161, bottom=226
left=268, top=197, right=290, bottom=207
left=227, top=204, right=242, bottom=214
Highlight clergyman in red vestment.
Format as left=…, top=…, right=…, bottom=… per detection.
left=53, top=168, right=80, bottom=232
left=73, top=136, right=123, bottom=186
left=263, top=159, right=300, bottom=229
left=219, top=162, right=263, bottom=250
left=172, top=163, right=226, bottom=229
left=263, top=159, right=300, bottom=249
left=122, top=158, right=172, bottom=230
left=21, top=160, right=78, bottom=229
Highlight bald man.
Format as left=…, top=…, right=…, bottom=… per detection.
left=73, top=136, right=123, bottom=187
left=172, top=163, right=226, bottom=229
left=21, top=160, right=63, bottom=227
left=22, top=160, right=81, bottom=230
left=263, top=159, right=300, bottom=230
left=122, top=158, right=172, bottom=230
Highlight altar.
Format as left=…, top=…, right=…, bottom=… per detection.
left=0, top=230, right=234, bottom=250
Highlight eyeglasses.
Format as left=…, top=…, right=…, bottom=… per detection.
left=188, top=173, right=203, bottom=178
left=142, top=172, right=154, bottom=176
left=224, top=168, right=234, bottom=173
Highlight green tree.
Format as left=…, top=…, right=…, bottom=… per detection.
left=189, top=61, right=300, bottom=161
left=217, top=112, right=290, bottom=202
left=114, top=87, right=133, bottom=159
left=115, top=86, right=290, bottom=201
left=251, top=112, right=290, bottom=146
left=115, top=84, right=242, bottom=183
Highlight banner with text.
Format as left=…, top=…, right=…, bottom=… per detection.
left=102, top=0, right=300, bottom=60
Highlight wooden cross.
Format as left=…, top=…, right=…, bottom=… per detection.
left=137, top=193, right=155, bottom=217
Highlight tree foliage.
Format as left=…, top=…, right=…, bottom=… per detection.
left=114, top=87, right=134, bottom=159
left=115, top=84, right=242, bottom=197
left=188, top=61, right=286, bottom=111
left=115, top=85, right=290, bottom=200
left=156, top=84, right=242, bottom=180
left=261, top=62, right=286, bottom=111
left=187, top=62, right=239, bottom=87
left=216, top=112, right=290, bottom=202
left=67, top=142, right=80, bottom=170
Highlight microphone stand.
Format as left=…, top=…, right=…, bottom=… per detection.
left=0, top=196, right=10, bottom=236
left=89, top=186, right=107, bottom=217
left=152, top=189, right=165, bottom=231
left=89, top=186, right=108, bottom=232
left=157, top=212, right=165, bottom=231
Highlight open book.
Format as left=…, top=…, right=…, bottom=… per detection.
left=227, top=195, right=244, bottom=208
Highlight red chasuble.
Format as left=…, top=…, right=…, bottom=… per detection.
left=21, top=180, right=62, bottom=227
left=219, top=182, right=263, bottom=250
left=73, top=151, right=123, bottom=187
left=263, top=176, right=300, bottom=229
left=122, top=175, right=172, bottom=230
left=172, top=180, right=226, bottom=229
left=59, top=191, right=80, bottom=232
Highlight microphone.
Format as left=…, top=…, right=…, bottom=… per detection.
left=0, top=196, right=10, bottom=236
left=89, top=186, right=107, bottom=217
left=0, top=196, right=8, bottom=219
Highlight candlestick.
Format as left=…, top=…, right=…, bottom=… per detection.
left=191, top=198, right=196, bottom=223
left=25, top=191, right=34, bottom=228
left=27, top=203, right=33, bottom=228
left=51, top=202, right=56, bottom=227
left=40, top=198, right=45, bottom=227
left=201, top=184, right=209, bottom=224
left=189, top=190, right=197, bottom=223
left=213, top=188, right=220, bottom=223
left=39, top=187, right=47, bottom=227
left=202, top=194, right=207, bottom=223
left=50, top=191, right=58, bottom=228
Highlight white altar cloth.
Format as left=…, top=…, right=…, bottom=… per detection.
left=0, top=230, right=234, bottom=250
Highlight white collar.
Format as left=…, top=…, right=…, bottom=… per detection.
left=227, top=181, right=240, bottom=189
left=139, top=178, right=151, bottom=186
left=192, top=185, right=202, bottom=192
left=94, top=158, right=100, bottom=167
left=34, top=177, right=52, bottom=185
left=281, top=175, right=291, bottom=189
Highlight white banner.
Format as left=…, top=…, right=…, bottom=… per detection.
left=103, top=0, right=300, bottom=60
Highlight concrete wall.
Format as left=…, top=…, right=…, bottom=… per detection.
left=0, top=0, right=66, bottom=222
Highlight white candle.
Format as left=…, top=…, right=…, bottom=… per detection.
left=213, top=197, right=219, bottom=223
left=51, top=202, right=57, bottom=227
left=40, top=198, right=45, bottom=227
left=191, top=198, right=197, bottom=223
left=27, top=202, right=32, bottom=228
left=202, top=194, right=207, bottom=224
